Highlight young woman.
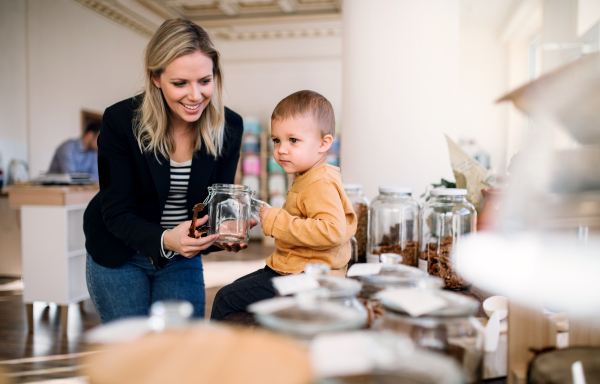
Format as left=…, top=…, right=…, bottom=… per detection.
left=84, top=19, right=246, bottom=323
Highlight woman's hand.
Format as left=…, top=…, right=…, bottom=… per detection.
left=215, top=218, right=258, bottom=253
left=163, top=216, right=219, bottom=258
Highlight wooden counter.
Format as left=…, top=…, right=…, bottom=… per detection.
left=7, top=184, right=98, bottom=207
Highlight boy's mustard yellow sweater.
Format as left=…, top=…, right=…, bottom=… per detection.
left=262, top=163, right=357, bottom=276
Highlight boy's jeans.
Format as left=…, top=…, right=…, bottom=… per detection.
left=210, top=266, right=280, bottom=320
left=86, top=252, right=205, bottom=324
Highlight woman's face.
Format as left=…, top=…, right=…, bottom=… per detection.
left=152, top=51, right=214, bottom=128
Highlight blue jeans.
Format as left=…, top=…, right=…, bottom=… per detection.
left=86, top=253, right=205, bottom=324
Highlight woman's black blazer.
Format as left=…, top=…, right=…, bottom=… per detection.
left=84, top=96, right=243, bottom=269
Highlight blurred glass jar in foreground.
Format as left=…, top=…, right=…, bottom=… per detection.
left=304, top=263, right=367, bottom=317
left=420, top=188, right=476, bottom=290
left=374, top=290, right=482, bottom=384
left=367, top=187, right=420, bottom=267
left=312, top=331, right=465, bottom=384
left=248, top=289, right=367, bottom=340
left=353, top=256, right=442, bottom=299
left=344, top=184, right=370, bottom=263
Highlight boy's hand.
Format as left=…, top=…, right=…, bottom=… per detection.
left=259, top=205, right=271, bottom=222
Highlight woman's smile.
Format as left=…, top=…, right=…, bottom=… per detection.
left=180, top=101, right=202, bottom=113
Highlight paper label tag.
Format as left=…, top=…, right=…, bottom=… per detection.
left=377, top=289, right=447, bottom=317
left=310, top=332, right=375, bottom=378
left=347, top=263, right=383, bottom=277
left=366, top=253, right=380, bottom=263
left=418, top=258, right=428, bottom=271
left=271, top=274, right=319, bottom=296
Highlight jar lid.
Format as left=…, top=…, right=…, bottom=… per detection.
left=343, top=184, right=363, bottom=190
left=380, top=289, right=478, bottom=318
left=430, top=188, right=468, bottom=196
left=315, top=276, right=362, bottom=299
left=248, top=295, right=367, bottom=337
left=379, top=186, right=413, bottom=194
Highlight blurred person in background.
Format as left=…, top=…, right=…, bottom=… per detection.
left=48, top=121, right=101, bottom=180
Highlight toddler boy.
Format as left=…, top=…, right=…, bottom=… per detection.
left=210, top=90, right=357, bottom=321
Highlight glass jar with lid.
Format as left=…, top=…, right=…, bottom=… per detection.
left=375, top=289, right=483, bottom=384
left=312, top=331, right=465, bottom=384
left=344, top=184, right=370, bottom=263
left=420, top=188, right=476, bottom=290
left=304, top=263, right=367, bottom=317
left=367, top=186, right=420, bottom=266
left=248, top=289, right=367, bottom=340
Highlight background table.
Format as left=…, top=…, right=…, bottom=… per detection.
left=7, top=184, right=99, bottom=334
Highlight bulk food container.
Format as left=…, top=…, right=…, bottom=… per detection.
left=343, top=184, right=370, bottom=263
left=248, top=289, right=367, bottom=340
left=367, top=187, right=420, bottom=267
left=420, top=188, right=476, bottom=290
left=375, top=289, right=483, bottom=384
left=312, top=331, right=465, bottom=384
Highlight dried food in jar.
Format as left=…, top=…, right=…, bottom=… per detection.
left=353, top=202, right=368, bottom=262
left=427, top=236, right=470, bottom=290
left=372, top=224, right=418, bottom=267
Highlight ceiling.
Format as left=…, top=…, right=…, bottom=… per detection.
left=74, top=0, right=519, bottom=40
left=74, top=0, right=342, bottom=38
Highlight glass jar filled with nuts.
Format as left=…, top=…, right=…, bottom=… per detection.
left=420, top=188, right=476, bottom=290
left=367, top=187, right=420, bottom=267
left=344, top=184, right=370, bottom=263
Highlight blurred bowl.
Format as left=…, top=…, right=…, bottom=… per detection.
left=483, top=296, right=508, bottom=319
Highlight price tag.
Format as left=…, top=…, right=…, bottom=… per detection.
left=377, top=289, right=447, bottom=317
left=272, top=274, right=319, bottom=296
left=347, top=263, right=383, bottom=277
left=418, top=258, right=428, bottom=271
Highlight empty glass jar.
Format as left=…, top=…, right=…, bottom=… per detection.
left=205, top=184, right=256, bottom=243
left=344, top=184, right=370, bottom=263
left=420, top=188, right=476, bottom=290
left=367, top=187, right=420, bottom=267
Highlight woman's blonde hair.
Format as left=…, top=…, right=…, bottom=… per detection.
left=135, top=18, right=225, bottom=160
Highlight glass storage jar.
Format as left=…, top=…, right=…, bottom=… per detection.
left=367, top=187, right=420, bottom=267
left=205, top=184, right=257, bottom=243
left=375, top=289, right=482, bottom=384
left=420, top=188, right=476, bottom=290
left=248, top=289, right=367, bottom=340
left=344, top=184, right=370, bottom=263
left=312, top=331, right=465, bottom=384
left=304, top=263, right=367, bottom=317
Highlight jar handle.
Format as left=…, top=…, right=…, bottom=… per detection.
left=251, top=197, right=271, bottom=222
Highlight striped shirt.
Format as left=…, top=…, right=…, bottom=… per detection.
left=160, top=159, right=192, bottom=229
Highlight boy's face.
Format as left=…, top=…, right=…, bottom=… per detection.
left=271, top=115, right=332, bottom=174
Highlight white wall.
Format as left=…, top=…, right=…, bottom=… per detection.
left=0, top=0, right=149, bottom=178
left=578, top=0, right=600, bottom=36
left=0, top=0, right=28, bottom=177
left=341, top=0, right=462, bottom=200
left=215, top=35, right=342, bottom=132
left=458, top=21, right=509, bottom=175
left=25, top=0, right=149, bottom=177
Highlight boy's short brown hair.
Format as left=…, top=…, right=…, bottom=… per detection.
left=271, top=90, right=335, bottom=137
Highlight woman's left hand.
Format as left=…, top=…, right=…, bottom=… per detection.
left=215, top=218, right=258, bottom=253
